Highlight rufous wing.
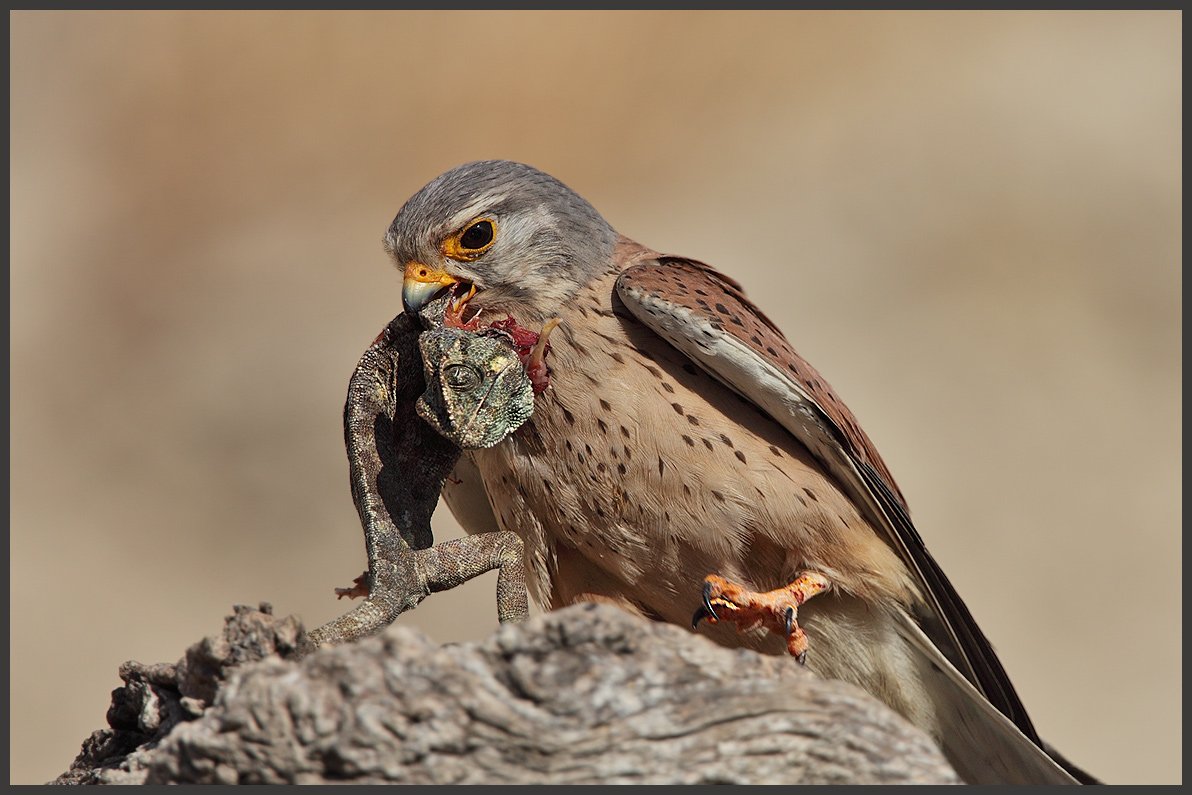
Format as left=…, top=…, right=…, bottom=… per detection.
left=614, top=256, right=1044, bottom=749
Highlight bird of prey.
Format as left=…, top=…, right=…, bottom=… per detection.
left=389, top=160, right=1092, bottom=784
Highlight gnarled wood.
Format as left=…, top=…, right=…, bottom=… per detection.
left=55, top=603, right=959, bottom=785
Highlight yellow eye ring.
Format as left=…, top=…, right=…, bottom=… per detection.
left=443, top=218, right=497, bottom=260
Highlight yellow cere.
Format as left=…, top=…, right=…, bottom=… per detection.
left=404, top=260, right=458, bottom=286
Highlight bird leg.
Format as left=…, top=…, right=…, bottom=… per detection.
left=692, top=571, right=831, bottom=664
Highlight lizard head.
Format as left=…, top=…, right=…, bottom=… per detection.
left=415, top=323, right=535, bottom=450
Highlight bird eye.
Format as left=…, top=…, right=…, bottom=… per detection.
left=459, top=220, right=494, bottom=251
left=443, top=218, right=498, bottom=261
left=444, top=363, right=482, bottom=392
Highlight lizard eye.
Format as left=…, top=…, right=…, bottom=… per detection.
left=444, top=363, right=482, bottom=392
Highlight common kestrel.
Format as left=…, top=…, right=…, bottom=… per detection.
left=390, top=160, right=1091, bottom=785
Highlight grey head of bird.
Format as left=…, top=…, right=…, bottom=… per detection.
left=386, top=160, right=619, bottom=324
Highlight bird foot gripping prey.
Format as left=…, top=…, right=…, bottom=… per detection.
left=692, top=572, right=832, bottom=664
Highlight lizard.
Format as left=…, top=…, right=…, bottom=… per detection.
left=299, top=292, right=558, bottom=656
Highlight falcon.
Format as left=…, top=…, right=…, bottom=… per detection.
left=390, top=160, right=1091, bottom=784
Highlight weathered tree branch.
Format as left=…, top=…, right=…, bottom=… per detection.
left=54, top=602, right=960, bottom=785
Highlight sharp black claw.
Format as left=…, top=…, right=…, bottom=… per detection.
left=795, top=650, right=808, bottom=666
left=692, top=581, right=721, bottom=629
left=702, top=582, right=719, bottom=621
left=784, top=606, right=795, bottom=637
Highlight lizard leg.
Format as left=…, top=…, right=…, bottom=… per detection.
left=419, top=532, right=529, bottom=623
left=691, top=571, right=831, bottom=664
left=300, top=532, right=527, bottom=657
left=300, top=550, right=427, bottom=656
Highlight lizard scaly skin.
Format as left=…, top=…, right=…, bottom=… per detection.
left=299, top=296, right=546, bottom=655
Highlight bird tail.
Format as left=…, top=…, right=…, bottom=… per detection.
left=892, top=610, right=1083, bottom=784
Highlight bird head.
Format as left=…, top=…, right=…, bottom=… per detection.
left=385, top=160, right=618, bottom=325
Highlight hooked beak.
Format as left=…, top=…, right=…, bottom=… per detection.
left=402, top=261, right=474, bottom=314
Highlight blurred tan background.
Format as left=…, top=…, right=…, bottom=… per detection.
left=9, top=10, right=1179, bottom=785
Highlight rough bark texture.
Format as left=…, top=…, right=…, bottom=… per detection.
left=53, top=602, right=960, bottom=785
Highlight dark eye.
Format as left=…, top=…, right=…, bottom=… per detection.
left=444, top=363, right=482, bottom=392
left=459, top=220, right=494, bottom=251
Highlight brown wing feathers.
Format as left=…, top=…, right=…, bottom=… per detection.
left=621, top=256, right=908, bottom=509
left=615, top=256, right=1040, bottom=745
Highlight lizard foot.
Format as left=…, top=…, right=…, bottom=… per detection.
left=481, top=315, right=561, bottom=394
left=334, top=571, right=371, bottom=600
left=691, top=571, right=831, bottom=664
left=524, top=317, right=561, bottom=393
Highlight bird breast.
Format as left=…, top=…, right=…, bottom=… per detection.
left=463, top=272, right=914, bottom=625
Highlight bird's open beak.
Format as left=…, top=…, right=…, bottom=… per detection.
left=402, top=261, right=474, bottom=314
